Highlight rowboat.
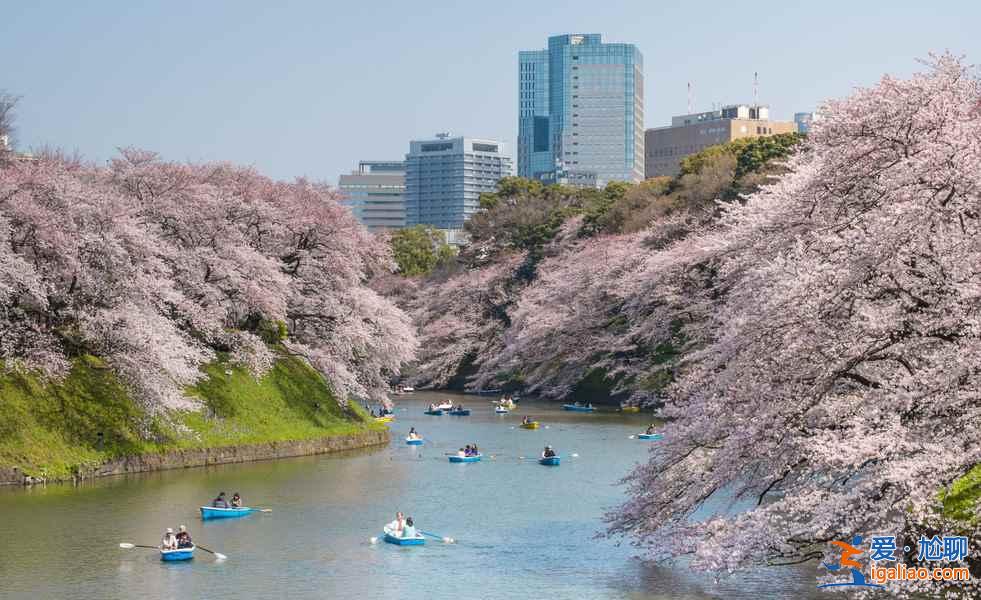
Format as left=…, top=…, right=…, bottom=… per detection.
left=405, top=437, right=424, bottom=445
left=383, top=525, right=425, bottom=546
left=375, top=415, right=394, bottom=423
left=620, top=406, right=640, bottom=413
left=562, top=404, right=595, bottom=412
left=448, top=409, right=471, bottom=416
left=495, top=407, right=509, bottom=414
left=637, top=433, right=664, bottom=441
left=520, top=421, right=540, bottom=429
left=448, top=453, right=482, bottom=463
left=200, top=506, right=254, bottom=520
left=160, top=545, right=195, bottom=561
left=424, top=409, right=443, bottom=416
left=436, top=402, right=453, bottom=410
left=539, top=456, right=561, bottom=466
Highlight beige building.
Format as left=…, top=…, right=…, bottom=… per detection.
left=645, top=104, right=796, bottom=178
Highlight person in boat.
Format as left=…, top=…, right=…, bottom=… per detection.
left=408, top=427, right=419, bottom=440
left=645, top=424, right=656, bottom=435
left=471, top=443, right=479, bottom=455
left=231, top=492, right=242, bottom=508
left=176, top=525, right=193, bottom=548
left=161, top=527, right=177, bottom=550
left=522, top=416, right=532, bottom=425
left=542, top=445, right=556, bottom=458
left=387, top=511, right=405, bottom=535
left=463, top=444, right=472, bottom=456
left=212, top=492, right=229, bottom=508
left=402, top=517, right=417, bottom=538
left=586, top=402, right=593, bottom=409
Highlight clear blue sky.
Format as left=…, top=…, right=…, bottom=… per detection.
left=3, top=1, right=978, bottom=183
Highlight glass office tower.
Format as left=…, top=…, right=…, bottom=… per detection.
left=404, top=135, right=511, bottom=230
left=518, top=34, right=644, bottom=186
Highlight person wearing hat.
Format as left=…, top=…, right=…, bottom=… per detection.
left=161, top=528, right=177, bottom=550
left=175, top=525, right=193, bottom=549
left=542, top=445, right=556, bottom=459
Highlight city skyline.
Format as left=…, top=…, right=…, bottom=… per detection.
left=3, top=1, right=980, bottom=184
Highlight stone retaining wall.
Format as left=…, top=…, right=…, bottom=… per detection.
left=0, top=429, right=389, bottom=486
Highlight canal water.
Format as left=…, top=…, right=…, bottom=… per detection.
left=0, top=392, right=827, bottom=599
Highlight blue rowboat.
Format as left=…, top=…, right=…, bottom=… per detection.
left=562, top=404, right=595, bottom=412
left=383, top=526, right=425, bottom=546
left=539, top=456, right=561, bottom=466
left=200, top=506, right=254, bottom=520
left=160, top=545, right=195, bottom=561
left=448, top=409, right=471, bottom=416
left=448, top=453, right=482, bottom=463
left=637, top=433, right=664, bottom=441
left=405, top=437, right=424, bottom=445
left=424, top=409, right=443, bottom=416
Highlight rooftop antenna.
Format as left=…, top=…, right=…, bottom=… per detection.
left=753, top=72, right=759, bottom=110
left=687, top=82, right=692, bottom=114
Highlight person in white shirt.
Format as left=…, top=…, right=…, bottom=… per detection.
left=161, top=528, right=177, bottom=550
left=387, top=511, right=405, bottom=536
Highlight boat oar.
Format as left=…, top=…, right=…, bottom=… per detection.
left=419, top=530, right=455, bottom=544
left=119, top=542, right=157, bottom=550
left=195, top=545, right=227, bottom=561
left=251, top=507, right=273, bottom=513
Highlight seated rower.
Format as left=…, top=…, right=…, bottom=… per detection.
left=161, top=527, right=177, bottom=550
left=522, top=416, right=532, bottom=425
left=471, top=443, right=479, bottom=455
left=176, top=525, right=193, bottom=548
left=387, top=511, right=405, bottom=535
left=645, top=424, right=655, bottom=435
left=542, top=445, right=556, bottom=458
left=408, top=427, right=419, bottom=440
left=212, top=491, right=229, bottom=509
left=231, top=492, right=242, bottom=508
left=402, top=517, right=417, bottom=538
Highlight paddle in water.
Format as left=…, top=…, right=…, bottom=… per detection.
left=195, top=545, right=228, bottom=560
left=419, top=530, right=455, bottom=544
left=119, top=542, right=157, bottom=550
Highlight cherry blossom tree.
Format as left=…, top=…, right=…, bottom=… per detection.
left=607, top=54, right=981, bottom=597
left=0, top=149, right=415, bottom=413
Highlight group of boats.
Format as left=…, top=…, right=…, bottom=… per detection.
left=424, top=401, right=470, bottom=416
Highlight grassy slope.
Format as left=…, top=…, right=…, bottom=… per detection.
left=0, top=352, right=381, bottom=479
left=941, top=465, right=981, bottom=524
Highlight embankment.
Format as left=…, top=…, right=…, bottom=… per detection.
left=0, top=350, right=388, bottom=485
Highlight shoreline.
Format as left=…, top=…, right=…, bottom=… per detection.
left=0, top=428, right=390, bottom=487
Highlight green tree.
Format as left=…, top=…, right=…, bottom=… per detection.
left=390, top=226, right=457, bottom=277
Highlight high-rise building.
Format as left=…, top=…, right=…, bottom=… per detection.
left=404, top=135, right=511, bottom=230
left=794, top=111, right=821, bottom=134
left=518, top=33, right=644, bottom=187
left=338, top=161, right=406, bottom=231
left=645, top=104, right=797, bottom=178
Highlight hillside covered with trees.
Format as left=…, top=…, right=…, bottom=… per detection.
left=0, top=149, right=416, bottom=477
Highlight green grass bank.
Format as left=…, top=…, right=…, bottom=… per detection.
left=0, top=351, right=384, bottom=481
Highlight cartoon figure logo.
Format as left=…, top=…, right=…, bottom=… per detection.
left=818, top=535, right=884, bottom=589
